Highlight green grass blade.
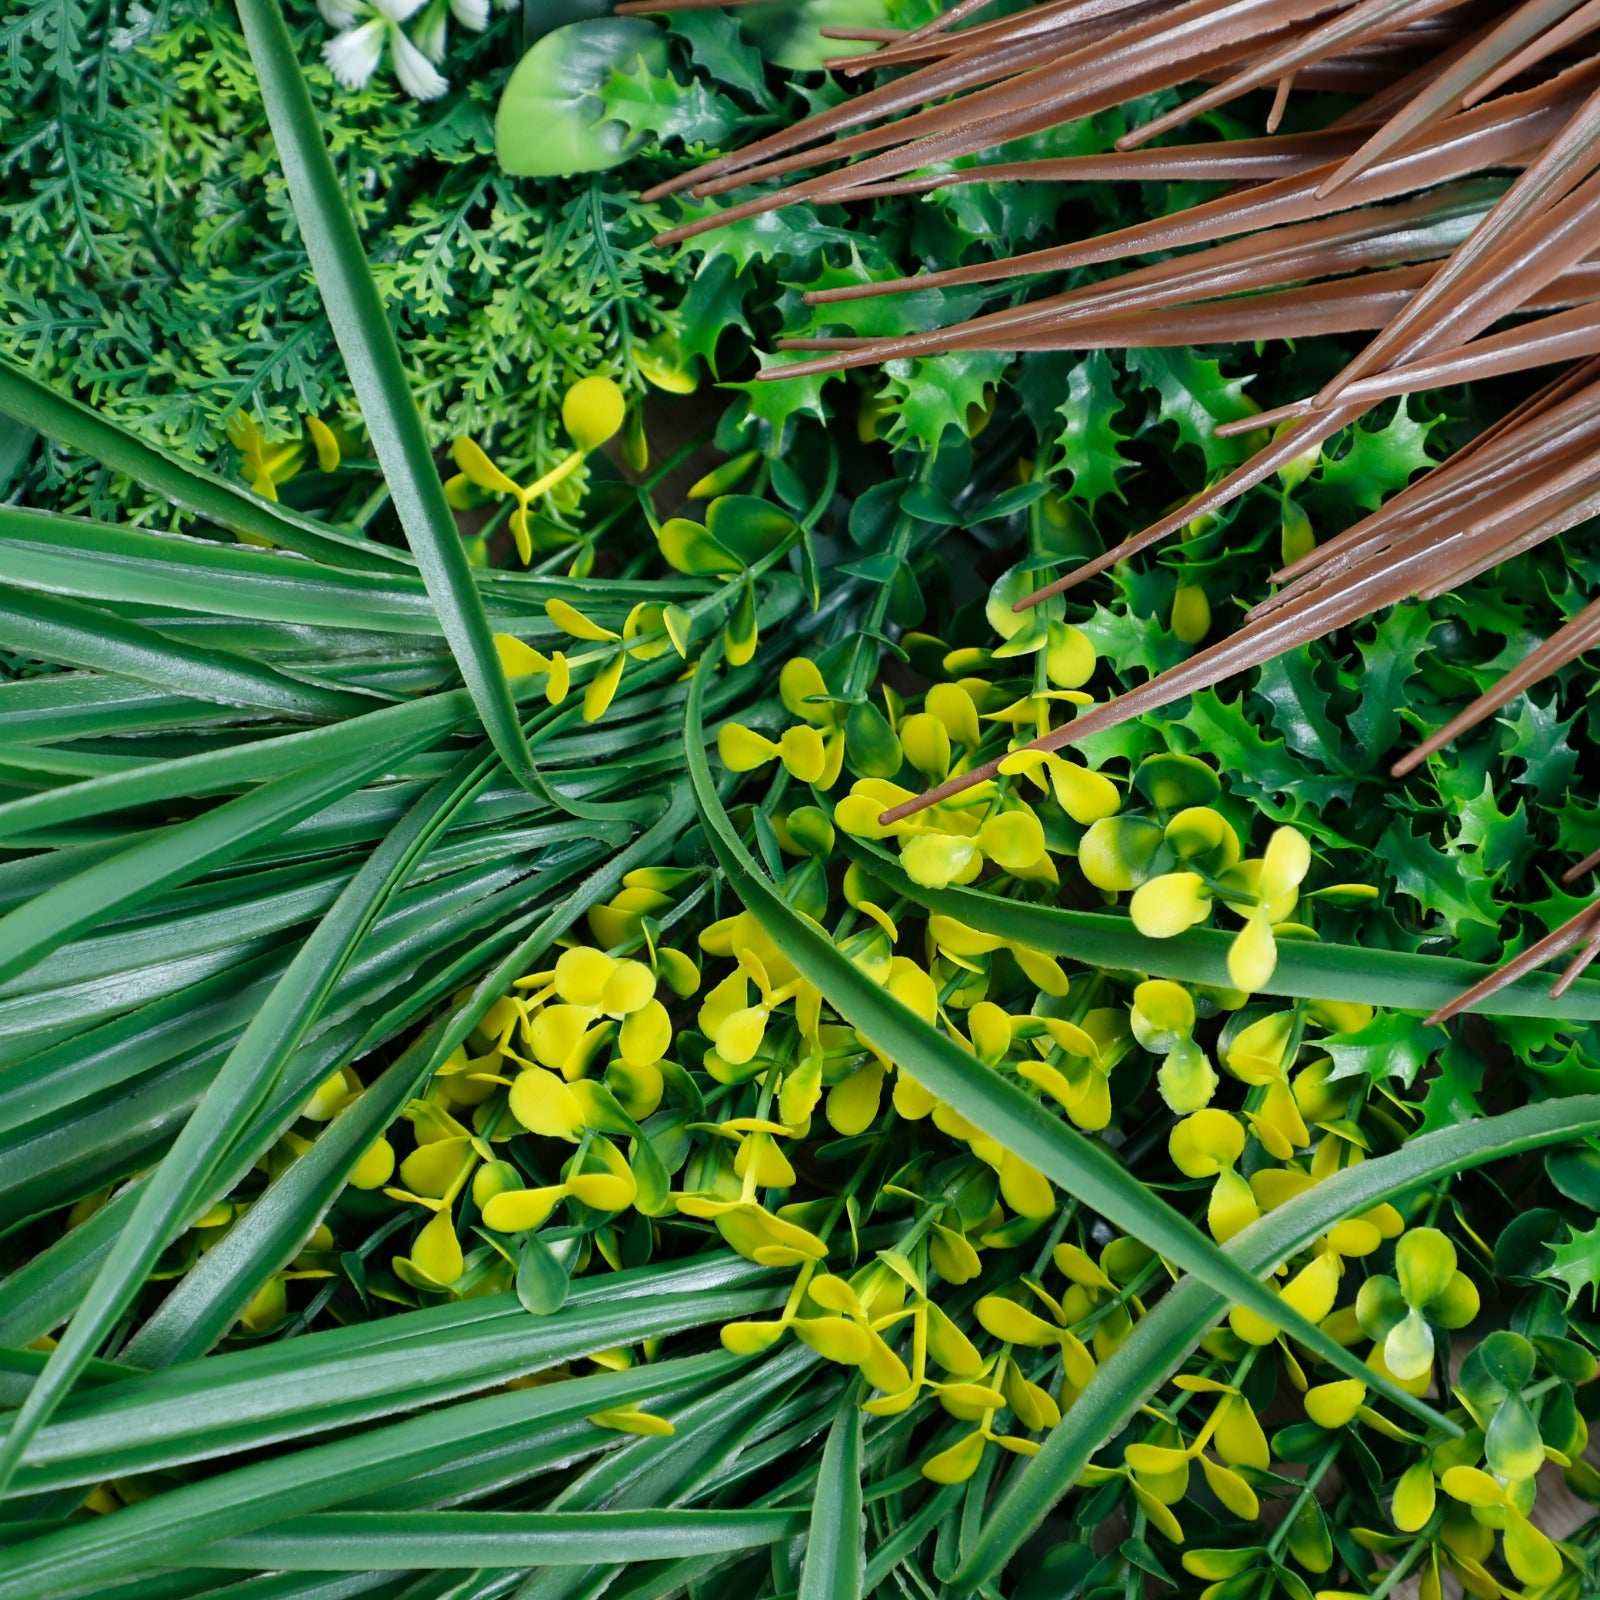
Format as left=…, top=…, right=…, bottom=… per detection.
left=0, top=729, right=439, bottom=990
left=683, top=665, right=1452, bottom=1435
left=10, top=1273, right=774, bottom=1493
left=198, top=1510, right=806, bottom=1571
left=0, top=1352, right=756, bottom=1600
left=0, top=753, right=492, bottom=1495
left=122, top=787, right=695, bottom=1368
left=842, top=840, right=1600, bottom=1021
left=0, top=507, right=630, bottom=637
left=0, top=359, right=404, bottom=573
left=952, top=1091, right=1600, bottom=1595
left=0, top=586, right=381, bottom=721
left=797, top=1399, right=864, bottom=1600
left=0, top=689, right=473, bottom=844
left=232, top=0, right=555, bottom=797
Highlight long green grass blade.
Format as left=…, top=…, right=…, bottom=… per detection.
left=0, top=1351, right=758, bottom=1600
left=0, top=729, right=438, bottom=990
left=198, top=1510, right=805, bottom=1571
left=0, top=751, right=496, bottom=1494
left=683, top=664, right=1452, bottom=1434
left=843, top=840, right=1600, bottom=1021
left=952, top=1092, right=1600, bottom=1594
left=0, top=690, right=474, bottom=844
left=232, top=0, right=556, bottom=797
left=797, top=1399, right=864, bottom=1600
left=0, top=586, right=381, bottom=720
left=122, top=786, right=696, bottom=1367
left=0, top=507, right=658, bottom=639
left=0, top=359, right=403, bottom=573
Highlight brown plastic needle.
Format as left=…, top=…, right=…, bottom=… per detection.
left=1428, top=899, right=1600, bottom=1023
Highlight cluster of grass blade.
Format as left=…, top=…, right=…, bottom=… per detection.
left=651, top=0, right=1600, bottom=995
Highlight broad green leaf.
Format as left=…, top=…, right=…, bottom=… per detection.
left=497, top=20, right=667, bottom=178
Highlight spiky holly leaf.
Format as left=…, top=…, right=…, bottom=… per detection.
left=678, top=255, right=752, bottom=375
left=1556, top=797, right=1600, bottom=866
left=667, top=11, right=771, bottom=102
left=1380, top=818, right=1501, bottom=938
left=674, top=201, right=854, bottom=273
left=600, top=59, right=739, bottom=148
left=725, top=348, right=838, bottom=436
left=1545, top=1220, right=1600, bottom=1306
left=1416, top=1042, right=1485, bottom=1136
left=1451, top=776, right=1533, bottom=882
left=879, top=350, right=1009, bottom=452
left=1347, top=605, right=1433, bottom=758
left=792, top=262, right=983, bottom=342
left=1325, top=1013, right=1442, bottom=1089
left=1054, top=352, right=1134, bottom=512
left=1176, top=690, right=1345, bottom=809
left=1255, top=646, right=1354, bottom=776
left=1126, top=348, right=1256, bottom=475
left=1502, top=693, right=1579, bottom=803
left=1313, top=399, right=1437, bottom=514
left=1081, top=601, right=1189, bottom=682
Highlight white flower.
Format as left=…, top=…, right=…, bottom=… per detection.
left=322, top=17, right=384, bottom=88
left=390, top=24, right=448, bottom=99
left=412, top=3, right=447, bottom=62
left=371, top=0, right=429, bottom=23
left=316, top=0, right=364, bottom=27
left=449, top=0, right=488, bottom=31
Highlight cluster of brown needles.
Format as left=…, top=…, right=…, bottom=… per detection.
left=631, top=0, right=1600, bottom=1017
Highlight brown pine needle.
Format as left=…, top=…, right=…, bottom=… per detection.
left=1429, top=899, right=1600, bottom=1023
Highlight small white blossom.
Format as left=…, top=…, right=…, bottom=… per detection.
left=449, top=0, right=488, bottom=31
left=371, top=0, right=430, bottom=24
left=323, top=16, right=384, bottom=88
left=390, top=25, right=448, bottom=99
left=412, top=3, right=447, bottom=63
left=316, top=0, right=363, bottom=28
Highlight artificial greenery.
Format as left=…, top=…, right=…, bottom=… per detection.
left=5, top=4, right=1600, bottom=1599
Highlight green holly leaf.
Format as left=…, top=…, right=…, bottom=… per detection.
left=1313, top=399, right=1437, bottom=513
left=1176, top=690, right=1345, bottom=809
left=675, top=201, right=854, bottom=273
left=1451, top=776, right=1532, bottom=882
left=1416, top=1041, right=1484, bottom=1135
left=600, top=59, right=739, bottom=148
left=1054, top=352, right=1134, bottom=512
left=1255, top=646, right=1354, bottom=775
left=1545, top=1219, right=1600, bottom=1306
left=1325, top=1013, right=1443, bottom=1089
left=678, top=255, right=752, bottom=375
left=879, top=349, right=1009, bottom=452
left=1379, top=818, right=1501, bottom=937
left=1081, top=601, right=1189, bottom=682
left=1555, top=797, right=1600, bottom=866
left=724, top=347, right=838, bottom=437
left=1347, top=605, right=1433, bottom=757
left=1502, top=692, right=1579, bottom=803
left=667, top=11, right=771, bottom=102
left=1126, top=347, right=1257, bottom=475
